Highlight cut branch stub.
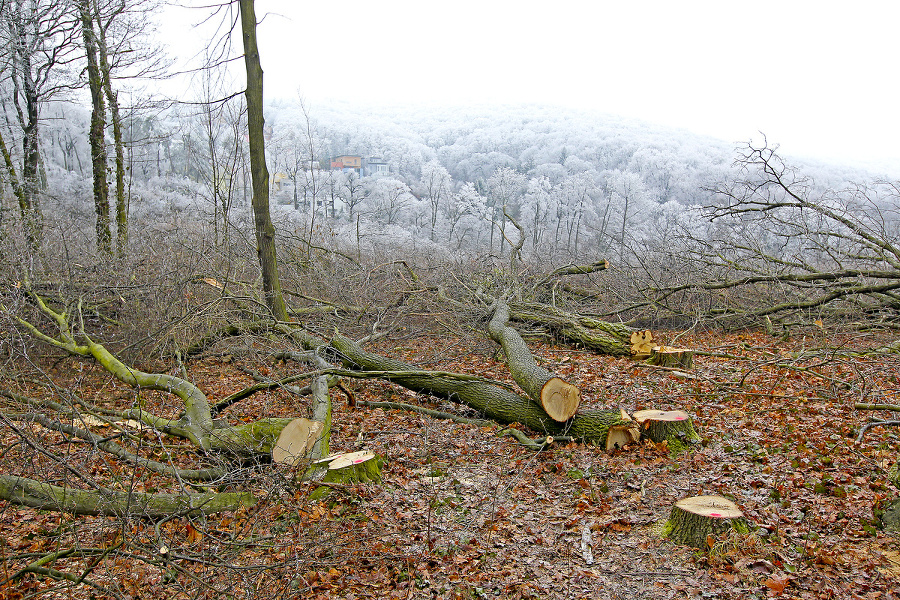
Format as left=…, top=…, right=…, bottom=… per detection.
left=632, top=409, right=701, bottom=451
left=630, top=330, right=654, bottom=358
left=664, top=495, right=747, bottom=548
left=605, top=409, right=640, bottom=451
left=271, top=418, right=324, bottom=466
left=647, top=345, right=694, bottom=370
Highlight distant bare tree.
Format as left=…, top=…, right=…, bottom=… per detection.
left=0, top=0, right=81, bottom=251
left=650, top=141, right=900, bottom=328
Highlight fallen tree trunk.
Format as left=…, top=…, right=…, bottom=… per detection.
left=0, top=475, right=255, bottom=517
left=328, top=333, right=628, bottom=444
left=488, top=300, right=580, bottom=421
left=507, top=301, right=635, bottom=356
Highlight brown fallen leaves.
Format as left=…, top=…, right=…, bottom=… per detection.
left=2, top=330, right=900, bottom=599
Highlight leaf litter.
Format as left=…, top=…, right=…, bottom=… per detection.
left=1, top=330, right=899, bottom=599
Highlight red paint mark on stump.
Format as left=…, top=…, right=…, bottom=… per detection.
left=709, top=512, right=722, bottom=517
left=675, top=416, right=686, bottom=420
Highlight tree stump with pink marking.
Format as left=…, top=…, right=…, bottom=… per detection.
left=632, top=409, right=701, bottom=451
left=664, top=495, right=748, bottom=548
left=318, top=451, right=383, bottom=485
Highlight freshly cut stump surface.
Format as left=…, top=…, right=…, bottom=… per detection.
left=665, top=495, right=746, bottom=548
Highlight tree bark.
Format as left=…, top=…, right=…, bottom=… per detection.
left=0, top=475, right=254, bottom=517
left=93, top=5, right=127, bottom=255
left=78, top=0, right=111, bottom=255
left=488, top=300, right=580, bottom=421
left=239, top=0, right=288, bottom=321
left=507, top=301, right=634, bottom=356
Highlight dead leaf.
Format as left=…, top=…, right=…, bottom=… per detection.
left=763, top=577, right=788, bottom=595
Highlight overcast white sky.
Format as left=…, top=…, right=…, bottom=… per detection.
left=161, top=0, right=900, bottom=174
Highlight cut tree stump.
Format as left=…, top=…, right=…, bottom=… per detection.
left=310, top=451, right=383, bottom=500
left=488, top=300, right=581, bottom=421
left=322, top=451, right=382, bottom=482
left=647, top=345, right=694, bottom=369
left=664, top=495, right=747, bottom=548
left=632, top=409, right=701, bottom=451
left=271, top=418, right=324, bottom=466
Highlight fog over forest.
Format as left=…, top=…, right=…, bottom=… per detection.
left=35, top=96, right=884, bottom=265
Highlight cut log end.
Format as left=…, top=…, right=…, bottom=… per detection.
left=664, top=495, right=748, bottom=548
left=630, top=330, right=654, bottom=358
left=540, top=377, right=582, bottom=422
left=272, top=418, right=325, bottom=466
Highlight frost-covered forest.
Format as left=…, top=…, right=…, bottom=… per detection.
left=27, top=96, right=881, bottom=265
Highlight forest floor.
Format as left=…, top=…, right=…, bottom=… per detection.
left=2, top=328, right=900, bottom=599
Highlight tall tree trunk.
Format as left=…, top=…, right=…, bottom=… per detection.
left=94, top=5, right=127, bottom=256
left=78, top=0, right=111, bottom=256
left=239, top=0, right=288, bottom=321
left=0, top=129, right=30, bottom=245
left=18, top=58, right=43, bottom=250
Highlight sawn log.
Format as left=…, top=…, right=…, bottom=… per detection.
left=488, top=300, right=580, bottom=421
left=328, top=333, right=628, bottom=444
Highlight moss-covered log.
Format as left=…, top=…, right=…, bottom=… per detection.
left=0, top=475, right=255, bottom=517
left=328, top=333, right=627, bottom=444
left=205, top=417, right=299, bottom=455
left=507, top=301, right=634, bottom=356
left=488, top=300, right=580, bottom=421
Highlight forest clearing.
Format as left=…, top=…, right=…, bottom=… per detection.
left=2, top=248, right=900, bottom=599
left=1, top=2, right=899, bottom=598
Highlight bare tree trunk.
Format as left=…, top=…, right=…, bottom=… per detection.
left=95, top=17, right=127, bottom=256
left=78, top=0, right=111, bottom=256
left=239, top=0, right=288, bottom=321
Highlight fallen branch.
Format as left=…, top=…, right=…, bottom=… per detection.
left=856, top=402, right=900, bottom=412
left=0, top=475, right=255, bottom=517
left=855, top=420, right=900, bottom=443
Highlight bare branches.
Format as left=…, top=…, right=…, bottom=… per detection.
left=644, top=141, right=900, bottom=327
